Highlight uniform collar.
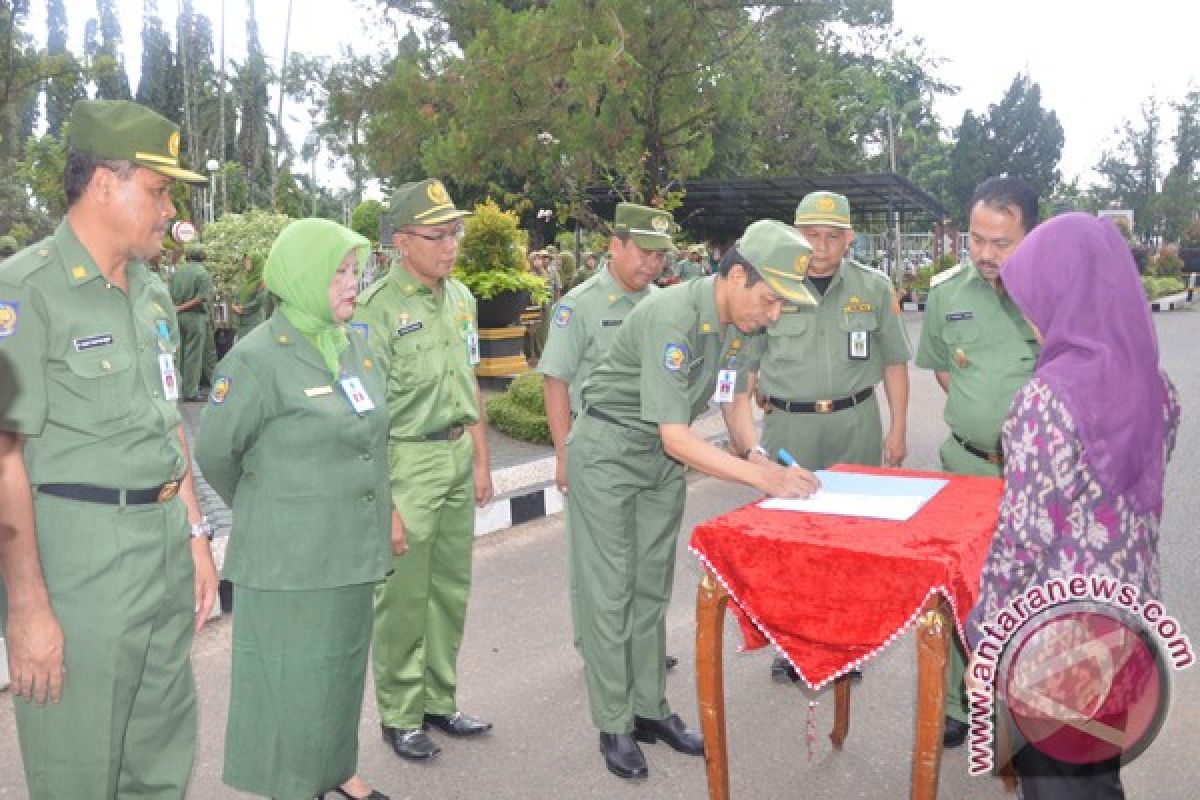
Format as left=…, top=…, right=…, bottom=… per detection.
left=598, top=266, right=651, bottom=306
left=690, top=275, right=721, bottom=336
left=389, top=263, right=438, bottom=298
left=267, top=311, right=332, bottom=373
left=54, top=219, right=152, bottom=290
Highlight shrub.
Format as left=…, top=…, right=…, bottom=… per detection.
left=201, top=210, right=293, bottom=298
left=486, top=372, right=551, bottom=444
left=1153, top=252, right=1184, bottom=281
left=1181, top=219, right=1200, bottom=248
left=351, top=199, right=383, bottom=244
left=453, top=199, right=548, bottom=304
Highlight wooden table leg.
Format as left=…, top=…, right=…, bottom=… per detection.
left=911, top=596, right=951, bottom=800
left=696, top=571, right=731, bottom=800
left=830, top=674, right=852, bottom=749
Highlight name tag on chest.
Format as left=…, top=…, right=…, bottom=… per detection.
left=601, top=319, right=622, bottom=327
left=397, top=321, right=424, bottom=336
left=73, top=333, right=114, bottom=351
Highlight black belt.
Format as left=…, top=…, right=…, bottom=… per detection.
left=952, top=433, right=1003, bottom=466
left=423, top=425, right=465, bottom=441
left=767, top=387, right=874, bottom=414
left=36, top=481, right=182, bottom=505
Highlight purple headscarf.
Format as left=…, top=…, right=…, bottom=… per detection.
left=1000, top=212, right=1168, bottom=516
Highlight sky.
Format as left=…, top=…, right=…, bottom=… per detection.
left=37, top=0, right=1200, bottom=189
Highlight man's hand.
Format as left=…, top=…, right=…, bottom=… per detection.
left=554, top=447, right=568, bottom=494
left=756, top=463, right=821, bottom=499
left=191, top=538, right=218, bottom=633
left=474, top=462, right=494, bottom=507
left=883, top=427, right=907, bottom=467
left=390, top=509, right=407, bottom=555
left=6, top=603, right=65, bottom=704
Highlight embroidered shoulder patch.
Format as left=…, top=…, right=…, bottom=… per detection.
left=0, top=301, right=19, bottom=337
left=210, top=376, right=231, bottom=404
left=663, top=342, right=689, bottom=372
left=554, top=305, right=573, bottom=327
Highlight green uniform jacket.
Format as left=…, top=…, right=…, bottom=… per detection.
left=352, top=266, right=480, bottom=442
left=915, top=263, right=1039, bottom=450
left=235, top=285, right=268, bottom=336
left=740, top=258, right=910, bottom=400
left=0, top=220, right=185, bottom=487
left=581, top=276, right=755, bottom=437
left=538, top=267, right=655, bottom=413
left=194, top=313, right=392, bottom=590
left=169, top=261, right=212, bottom=316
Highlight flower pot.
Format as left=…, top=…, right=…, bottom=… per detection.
left=476, top=289, right=532, bottom=328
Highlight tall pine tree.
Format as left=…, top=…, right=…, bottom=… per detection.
left=44, top=0, right=85, bottom=135
left=85, top=0, right=131, bottom=101
left=135, top=0, right=181, bottom=120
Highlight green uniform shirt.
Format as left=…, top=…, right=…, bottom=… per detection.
left=537, top=266, right=654, bottom=413
left=915, top=263, right=1040, bottom=449
left=352, top=266, right=480, bottom=440
left=0, top=220, right=185, bottom=487
left=581, top=276, right=753, bottom=438
left=195, top=313, right=391, bottom=590
left=169, top=261, right=212, bottom=315
left=678, top=259, right=706, bottom=281
left=740, top=258, right=910, bottom=399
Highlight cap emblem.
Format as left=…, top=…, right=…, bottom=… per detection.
left=167, top=131, right=180, bottom=159
left=427, top=181, right=450, bottom=205
left=651, top=215, right=669, bottom=233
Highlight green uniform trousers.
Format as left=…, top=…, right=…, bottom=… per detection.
left=566, top=415, right=685, bottom=733
left=10, top=493, right=195, bottom=800
left=373, top=434, right=475, bottom=729
left=224, top=584, right=373, bottom=800
left=939, top=434, right=1003, bottom=723
left=177, top=311, right=208, bottom=399
left=761, top=392, right=883, bottom=470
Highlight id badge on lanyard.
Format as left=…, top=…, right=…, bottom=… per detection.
left=339, top=374, right=375, bottom=413
left=464, top=321, right=480, bottom=366
left=158, top=351, right=180, bottom=401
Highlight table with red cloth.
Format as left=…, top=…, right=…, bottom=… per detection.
left=688, top=466, right=1003, bottom=800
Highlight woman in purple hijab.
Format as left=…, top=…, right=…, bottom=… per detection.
left=964, top=213, right=1180, bottom=799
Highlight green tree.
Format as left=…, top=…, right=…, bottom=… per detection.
left=85, top=0, right=131, bottom=101
left=200, top=208, right=292, bottom=295
left=44, top=0, right=85, bottom=136
left=233, top=0, right=273, bottom=209
left=351, top=198, right=383, bottom=243
left=18, top=126, right=67, bottom=218
left=1160, top=89, right=1200, bottom=242
left=1091, top=98, right=1163, bottom=242
left=135, top=0, right=182, bottom=120
left=948, top=73, right=1064, bottom=222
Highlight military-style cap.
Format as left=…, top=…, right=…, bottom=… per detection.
left=613, top=202, right=677, bottom=252
left=794, top=191, right=852, bottom=229
left=387, top=178, right=471, bottom=228
left=68, top=100, right=206, bottom=185
left=736, top=219, right=816, bottom=306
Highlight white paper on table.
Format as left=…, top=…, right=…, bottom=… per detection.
left=757, top=470, right=948, bottom=521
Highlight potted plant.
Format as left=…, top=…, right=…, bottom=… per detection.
left=1180, top=219, right=1200, bottom=273
left=453, top=199, right=549, bottom=327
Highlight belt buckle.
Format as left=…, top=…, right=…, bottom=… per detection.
left=815, top=399, right=834, bottom=414
left=157, top=480, right=181, bottom=503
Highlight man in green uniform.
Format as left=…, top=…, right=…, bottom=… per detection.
left=169, top=247, right=213, bottom=401
left=354, top=178, right=496, bottom=763
left=0, top=99, right=218, bottom=799
left=915, top=175, right=1040, bottom=747
left=569, top=218, right=822, bottom=780
left=539, top=203, right=680, bottom=666
left=678, top=246, right=707, bottom=281
left=727, top=191, right=911, bottom=681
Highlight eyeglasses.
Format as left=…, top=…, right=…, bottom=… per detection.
left=404, top=225, right=465, bottom=244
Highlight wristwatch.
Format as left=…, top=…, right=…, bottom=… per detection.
left=741, top=444, right=769, bottom=460
left=189, top=517, right=215, bottom=540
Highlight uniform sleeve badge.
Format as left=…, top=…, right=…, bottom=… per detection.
left=210, top=376, right=231, bottom=404
left=0, top=301, right=18, bottom=337
left=553, top=305, right=573, bottom=327
left=663, top=342, right=689, bottom=372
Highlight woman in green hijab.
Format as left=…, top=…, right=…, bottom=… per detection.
left=196, top=218, right=395, bottom=800
left=231, top=252, right=268, bottom=339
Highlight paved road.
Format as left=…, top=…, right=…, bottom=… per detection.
left=3, top=310, right=1198, bottom=798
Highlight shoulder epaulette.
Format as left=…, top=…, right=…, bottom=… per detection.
left=356, top=276, right=389, bottom=304
left=929, top=263, right=965, bottom=289
left=0, top=237, right=55, bottom=283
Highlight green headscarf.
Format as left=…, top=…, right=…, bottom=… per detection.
left=263, top=218, right=369, bottom=378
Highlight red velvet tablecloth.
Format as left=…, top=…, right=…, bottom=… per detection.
left=688, top=465, right=1002, bottom=690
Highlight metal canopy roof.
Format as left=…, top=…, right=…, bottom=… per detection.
left=585, top=173, right=948, bottom=240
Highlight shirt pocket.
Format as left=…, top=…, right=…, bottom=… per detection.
left=839, top=311, right=879, bottom=334
left=767, top=312, right=810, bottom=340
left=940, top=318, right=981, bottom=346
left=390, top=334, right=441, bottom=387
left=54, top=346, right=137, bottom=424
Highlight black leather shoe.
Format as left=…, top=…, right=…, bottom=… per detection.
left=632, top=713, right=705, bottom=756
left=665, top=654, right=679, bottom=670
left=943, top=716, right=968, bottom=749
left=381, top=725, right=441, bottom=761
left=423, top=711, right=493, bottom=737
left=324, top=788, right=389, bottom=799
left=599, top=732, right=648, bottom=780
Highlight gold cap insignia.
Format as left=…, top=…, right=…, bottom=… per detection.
left=794, top=254, right=809, bottom=271
left=651, top=215, right=670, bottom=233
left=427, top=180, right=450, bottom=205
left=817, top=196, right=836, bottom=212
left=167, top=131, right=180, bottom=159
